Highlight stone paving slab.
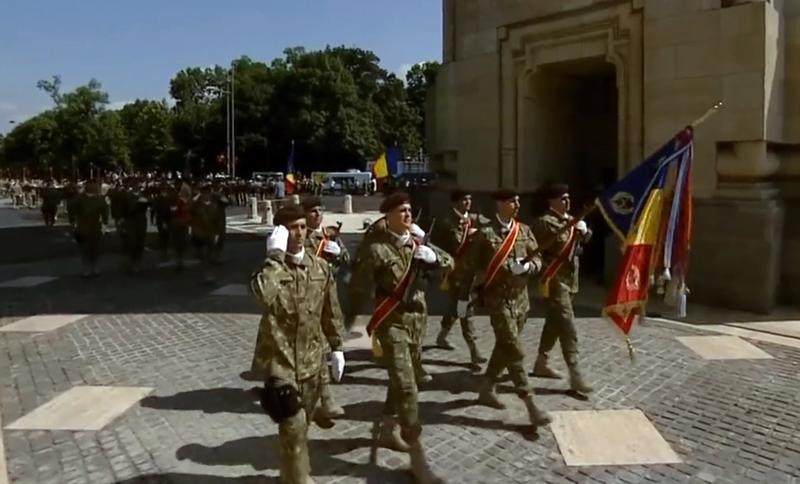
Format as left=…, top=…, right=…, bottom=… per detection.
left=0, top=315, right=87, bottom=333
left=676, top=335, right=775, bottom=360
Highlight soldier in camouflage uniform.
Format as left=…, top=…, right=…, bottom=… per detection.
left=211, top=180, right=230, bottom=263
left=302, top=196, right=349, bottom=424
left=432, top=189, right=487, bottom=365
left=349, top=192, right=450, bottom=484
left=40, top=180, right=61, bottom=227
left=351, top=213, right=433, bottom=383
left=169, top=182, right=192, bottom=272
left=530, top=184, right=593, bottom=394
left=190, top=183, right=221, bottom=282
left=119, top=179, right=150, bottom=274
left=73, top=180, right=109, bottom=277
left=452, top=189, right=551, bottom=427
left=151, top=181, right=173, bottom=260
left=249, top=204, right=345, bottom=484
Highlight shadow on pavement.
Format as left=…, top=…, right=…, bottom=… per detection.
left=140, top=387, right=262, bottom=414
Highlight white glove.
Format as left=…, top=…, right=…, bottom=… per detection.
left=322, top=240, right=342, bottom=257
left=456, top=300, right=469, bottom=317
left=510, top=258, right=532, bottom=276
left=413, top=245, right=437, bottom=264
left=410, top=223, right=425, bottom=239
left=576, top=220, right=588, bottom=234
left=267, top=225, right=289, bottom=253
left=330, top=351, right=345, bottom=382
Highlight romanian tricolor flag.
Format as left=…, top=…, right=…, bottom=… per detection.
left=372, top=145, right=401, bottom=181
left=285, top=140, right=297, bottom=195
left=597, top=128, right=694, bottom=354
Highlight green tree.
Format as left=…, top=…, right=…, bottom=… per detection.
left=2, top=111, right=59, bottom=175
left=405, top=61, right=440, bottom=147
left=119, top=99, right=173, bottom=171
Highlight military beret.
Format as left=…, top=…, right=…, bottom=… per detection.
left=491, top=188, right=518, bottom=201
left=379, top=191, right=411, bottom=213
left=539, top=183, right=569, bottom=200
left=450, top=189, right=470, bottom=202
left=274, top=204, right=306, bottom=227
left=301, top=196, right=323, bottom=211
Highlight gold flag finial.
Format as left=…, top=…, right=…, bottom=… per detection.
left=626, top=337, right=635, bottom=362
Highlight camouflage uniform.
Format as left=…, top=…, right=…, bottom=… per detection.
left=211, top=185, right=230, bottom=262
left=452, top=214, right=551, bottom=426
left=119, top=186, right=150, bottom=272
left=40, top=184, right=60, bottom=227
left=433, top=208, right=485, bottom=364
left=304, top=224, right=350, bottom=422
left=73, top=184, right=109, bottom=277
left=169, top=183, right=192, bottom=271
left=531, top=209, right=593, bottom=393
left=151, top=183, right=173, bottom=259
left=351, top=216, right=432, bottom=383
left=249, top=250, right=344, bottom=484
left=190, top=187, right=221, bottom=281
left=349, top=226, right=452, bottom=464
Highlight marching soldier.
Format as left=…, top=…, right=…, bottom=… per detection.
left=433, top=189, right=486, bottom=365
left=451, top=188, right=551, bottom=427
left=348, top=191, right=450, bottom=484
left=302, top=196, right=349, bottom=423
left=351, top=211, right=433, bottom=384
left=530, top=183, right=593, bottom=394
left=169, top=181, right=192, bottom=271
left=250, top=204, right=346, bottom=484
left=211, top=180, right=230, bottom=263
left=40, top=180, right=60, bottom=227
left=190, top=183, right=221, bottom=282
left=119, top=179, right=150, bottom=274
left=151, top=181, right=173, bottom=260
left=73, top=180, right=109, bottom=277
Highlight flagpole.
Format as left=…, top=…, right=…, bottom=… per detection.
left=690, top=101, right=724, bottom=128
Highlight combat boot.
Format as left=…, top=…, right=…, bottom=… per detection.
left=569, top=365, right=593, bottom=394
left=467, top=341, right=487, bottom=365
left=531, top=353, right=562, bottom=379
left=408, top=441, right=445, bottom=484
left=319, top=384, right=345, bottom=419
left=377, top=416, right=410, bottom=452
left=436, top=330, right=454, bottom=350
left=477, top=378, right=505, bottom=409
left=522, top=394, right=552, bottom=427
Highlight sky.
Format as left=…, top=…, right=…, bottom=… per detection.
left=0, top=0, right=442, bottom=134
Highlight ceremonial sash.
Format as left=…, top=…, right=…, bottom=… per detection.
left=314, top=230, right=328, bottom=257
left=366, top=241, right=417, bottom=336
left=481, top=220, right=519, bottom=290
left=455, top=218, right=471, bottom=259
left=538, top=226, right=578, bottom=298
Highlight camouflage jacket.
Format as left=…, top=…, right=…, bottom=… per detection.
left=305, top=226, right=351, bottom=275
left=452, top=216, right=542, bottom=313
left=120, top=190, right=149, bottom=230
left=349, top=228, right=453, bottom=336
left=249, top=251, right=345, bottom=385
left=532, top=210, right=592, bottom=295
left=74, top=194, right=109, bottom=236
left=190, top=194, right=221, bottom=240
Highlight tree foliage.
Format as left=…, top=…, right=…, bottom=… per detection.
left=1, top=46, right=441, bottom=177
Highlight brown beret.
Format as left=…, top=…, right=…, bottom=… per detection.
left=491, top=188, right=518, bottom=201
left=450, top=189, right=470, bottom=202
left=379, top=191, right=411, bottom=213
left=274, top=204, right=306, bottom=227
left=301, top=196, right=322, bottom=211
left=539, top=183, right=569, bottom=200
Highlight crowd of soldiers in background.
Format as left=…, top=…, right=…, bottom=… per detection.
left=0, top=174, right=259, bottom=280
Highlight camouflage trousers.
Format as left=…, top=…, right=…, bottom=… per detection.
left=74, top=231, right=101, bottom=264
left=439, top=292, right=477, bottom=345
left=538, top=282, right=579, bottom=366
left=377, top=324, right=422, bottom=443
left=485, top=306, right=532, bottom=397
left=278, top=372, right=323, bottom=484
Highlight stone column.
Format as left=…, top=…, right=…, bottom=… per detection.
left=343, top=194, right=353, bottom=214
left=261, top=200, right=273, bottom=226
left=291, top=194, right=300, bottom=205
left=248, top=197, right=259, bottom=221
left=689, top=142, right=784, bottom=313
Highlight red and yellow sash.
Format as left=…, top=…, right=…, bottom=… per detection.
left=538, top=226, right=578, bottom=298
left=314, top=229, right=329, bottom=257
left=455, top=217, right=471, bottom=259
left=366, top=241, right=417, bottom=336
left=481, top=220, right=519, bottom=290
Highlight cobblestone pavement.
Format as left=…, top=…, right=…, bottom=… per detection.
left=2, top=220, right=800, bottom=483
